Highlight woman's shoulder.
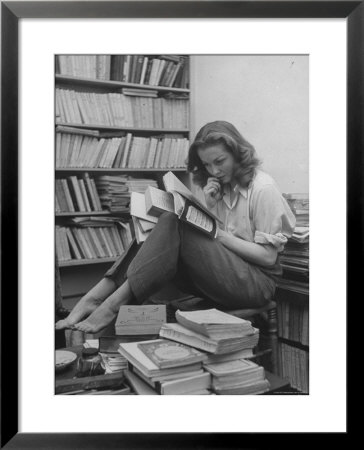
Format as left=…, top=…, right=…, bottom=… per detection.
left=251, top=170, right=278, bottom=191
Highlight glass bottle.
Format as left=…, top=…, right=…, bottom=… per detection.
left=75, top=347, right=105, bottom=378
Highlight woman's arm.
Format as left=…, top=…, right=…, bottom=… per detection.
left=216, top=229, right=278, bottom=267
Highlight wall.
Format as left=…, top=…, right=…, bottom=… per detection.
left=190, top=55, right=308, bottom=194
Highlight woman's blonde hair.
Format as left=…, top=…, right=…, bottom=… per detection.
left=187, top=121, right=260, bottom=188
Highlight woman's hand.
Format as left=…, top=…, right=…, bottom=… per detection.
left=216, top=228, right=230, bottom=243
left=203, top=177, right=223, bottom=209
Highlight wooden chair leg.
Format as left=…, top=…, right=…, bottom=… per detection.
left=266, top=307, right=279, bottom=374
left=253, top=307, right=279, bottom=374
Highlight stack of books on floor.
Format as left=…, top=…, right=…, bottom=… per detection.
left=161, top=308, right=269, bottom=395
left=278, top=193, right=309, bottom=294
left=204, top=358, right=270, bottom=395
left=83, top=339, right=128, bottom=375
left=119, top=338, right=212, bottom=395
left=118, top=308, right=270, bottom=394
left=160, top=309, right=260, bottom=355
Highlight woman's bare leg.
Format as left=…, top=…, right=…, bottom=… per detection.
left=74, top=280, right=133, bottom=334
left=55, top=278, right=117, bottom=330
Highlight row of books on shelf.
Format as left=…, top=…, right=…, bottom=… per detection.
left=56, top=129, right=189, bottom=169
left=56, top=54, right=189, bottom=89
left=56, top=174, right=102, bottom=213
left=278, top=341, right=309, bottom=394
left=55, top=219, right=132, bottom=261
left=55, top=88, right=189, bottom=129
left=277, top=299, right=309, bottom=346
left=112, top=307, right=270, bottom=395
left=56, top=174, right=159, bottom=214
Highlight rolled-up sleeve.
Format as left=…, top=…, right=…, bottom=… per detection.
left=252, top=184, right=296, bottom=252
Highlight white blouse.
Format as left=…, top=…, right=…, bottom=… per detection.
left=211, top=170, right=296, bottom=254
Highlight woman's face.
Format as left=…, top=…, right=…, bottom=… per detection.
left=197, top=143, right=238, bottom=185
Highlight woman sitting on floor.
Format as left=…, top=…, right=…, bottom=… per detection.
left=55, top=120, right=295, bottom=334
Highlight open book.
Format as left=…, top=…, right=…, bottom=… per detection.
left=131, top=171, right=220, bottom=239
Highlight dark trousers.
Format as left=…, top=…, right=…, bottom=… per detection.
left=105, top=212, right=276, bottom=310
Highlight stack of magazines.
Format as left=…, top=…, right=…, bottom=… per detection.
left=278, top=193, right=309, bottom=294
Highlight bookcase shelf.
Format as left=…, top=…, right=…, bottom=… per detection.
left=56, top=122, right=189, bottom=134
left=278, top=337, right=309, bottom=352
left=55, top=54, right=190, bottom=272
left=59, top=257, right=118, bottom=268
left=56, top=168, right=187, bottom=174
left=55, top=211, right=116, bottom=217
left=56, top=74, right=190, bottom=94
left=275, top=286, right=309, bottom=393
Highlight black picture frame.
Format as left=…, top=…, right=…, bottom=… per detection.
left=1, top=1, right=358, bottom=447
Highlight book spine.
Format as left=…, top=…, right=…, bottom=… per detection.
left=61, top=179, right=76, bottom=212
left=68, top=176, right=86, bottom=212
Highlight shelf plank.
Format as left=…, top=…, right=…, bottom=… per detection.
left=55, top=168, right=187, bottom=173
left=55, top=122, right=189, bottom=134
left=56, top=74, right=190, bottom=94
left=55, top=211, right=116, bottom=217
left=59, top=257, right=118, bottom=268
left=278, top=337, right=309, bottom=351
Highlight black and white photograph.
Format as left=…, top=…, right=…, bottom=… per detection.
left=1, top=1, right=355, bottom=444
left=54, top=54, right=309, bottom=396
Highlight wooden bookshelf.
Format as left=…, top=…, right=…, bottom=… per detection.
left=55, top=211, right=115, bottom=217
left=55, top=54, right=190, bottom=277
left=56, top=74, right=190, bottom=94
left=59, top=257, right=118, bottom=267
left=56, top=122, right=189, bottom=134
left=275, top=287, right=309, bottom=394
left=56, top=168, right=187, bottom=174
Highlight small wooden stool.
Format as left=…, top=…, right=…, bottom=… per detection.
left=226, top=300, right=278, bottom=374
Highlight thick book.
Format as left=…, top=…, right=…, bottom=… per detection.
left=159, top=323, right=259, bottom=355
left=142, top=171, right=221, bottom=238
left=115, top=304, right=166, bottom=336
left=213, top=378, right=270, bottom=395
left=137, top=339, right=206, bottom=369
left=160, top=372, right=211, bottom=395
left=130, top=366, right=210, bottom=395
left=118, top=340, right=203, bottom=378
left=132, top=365, right=204, bottom=386
left=175, top=308, right=254, bottom=339
left=203, top=348, right=254, bottom=365
left=204, top=359, right=269, bottom=394
left=123, top=369, right=158, bottom=395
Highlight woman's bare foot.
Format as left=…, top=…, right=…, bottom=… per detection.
left=55, top=318, right=75, bottom=330
left=74, top=280, right=133, bottom=334
left=55, top=296, right=103, bottom=330
left=74, top=302, right=118, bottom=334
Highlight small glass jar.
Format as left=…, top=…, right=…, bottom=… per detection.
left=75, top=347, right=105, bottom=378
